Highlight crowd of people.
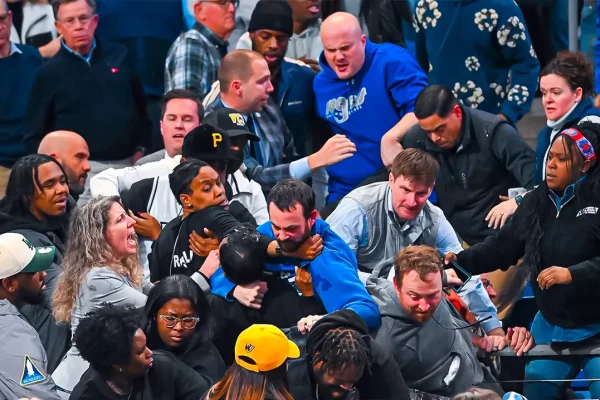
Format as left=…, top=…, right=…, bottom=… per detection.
left=3, top=0, right=600, bottom=399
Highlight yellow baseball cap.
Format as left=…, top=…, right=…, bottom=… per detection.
left=235, top=324, right=300, bottom=373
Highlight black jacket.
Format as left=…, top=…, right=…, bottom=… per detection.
left=0, top=199, right=75, bottom=373
left=287, top=309, right=411, bottom=400
left=457, top=184, right=600, bottom=329
left=402, top=107, right=536, bottom=245
left=25, top=39, right=151, bottom=160
left=69, top=350, right=210, bottom=400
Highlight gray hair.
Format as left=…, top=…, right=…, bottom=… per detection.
left=53, top=0, right=97, bottom=19
left=52, top=196, right=142, bottom=323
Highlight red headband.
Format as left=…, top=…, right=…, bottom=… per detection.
left=560, top=128, right=596, bottom=161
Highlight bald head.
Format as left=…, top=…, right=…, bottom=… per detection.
left=320, top=12, right=366, bottom=80
left=38, top=131, right=91, bottom=198
left=219, top=49, right=273, bottom=114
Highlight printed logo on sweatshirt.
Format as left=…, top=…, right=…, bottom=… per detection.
left=20, top=355, right=46, bottom=386
left=325, top=87, right=368, bottom=123
left=173, top=250, right=194, bottom=269
left=577, top=207, right=598, bottom=217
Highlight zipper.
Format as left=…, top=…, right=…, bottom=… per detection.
left=549, top=193, right=576, bottom=218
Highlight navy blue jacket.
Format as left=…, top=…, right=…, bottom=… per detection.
left=275, top=60, right=323, bottom=157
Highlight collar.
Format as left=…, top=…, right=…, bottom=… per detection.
left=9, top=42, right=22, bottom=56
left=385, top=186, right=425, bottom=232
left=61, top=38, right=97, bottom=63
left=547, top=101, right=579, bottom=129
left=549, top=175, right=586, bottom=211
left=167, top=154, right=182, bottom=171
left=193, top=22, right=228, bottom=49
left=221, top=98, right=251, bottom=120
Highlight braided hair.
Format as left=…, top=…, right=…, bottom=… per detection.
left=311, top=327, right=372, bottom=376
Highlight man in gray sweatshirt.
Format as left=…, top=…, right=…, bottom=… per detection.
left=367, top=245, right=503, bottom=397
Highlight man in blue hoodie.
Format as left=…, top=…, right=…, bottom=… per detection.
left=314, top=12, right=428, bottom=204
left=211, top=179, right=381, bottom=330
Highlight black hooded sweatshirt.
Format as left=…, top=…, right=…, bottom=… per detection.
left=287, top=309, right=411, bottom=400
left=0, top=197, right=75, bottom=373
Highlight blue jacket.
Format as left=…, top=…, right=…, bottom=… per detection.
left=276, top=60, right=318, bottom=157
left=535, top=98, right=600, bottom=183
left=596, top=1, right=600, bottom=94
left=0, top=44, right=43, bottom=167
left=414, top=0, right=539, bottom=124
left=211, top=218, right=381, bottom=330
left=314, top=39, right=427, bottom=203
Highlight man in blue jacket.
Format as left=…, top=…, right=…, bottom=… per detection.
left=314, top=12, right=428, bottom=204
left=211, top=179, right=381, bottom=330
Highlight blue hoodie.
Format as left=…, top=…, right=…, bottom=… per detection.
left=414, top=0, right=539, bottom=124
left=211, top=218, right=381, bottom=330
left=314, top=39, right=428, bottom=203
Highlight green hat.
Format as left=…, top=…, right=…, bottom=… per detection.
left=0, top=233, right=55, bottom=279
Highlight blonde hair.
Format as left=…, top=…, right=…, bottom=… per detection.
left=52, top=196, right=142, bottom=323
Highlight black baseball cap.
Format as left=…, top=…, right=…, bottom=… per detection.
left=204, top=108, right=260, bottom=142
left=182, top=124, right=235, bottom=161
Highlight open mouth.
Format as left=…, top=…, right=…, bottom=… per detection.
left=55, top=197, right=68, bottom=206
left=219, top=199, right=229, bottom=207
left=265, top=54, right=279, bottom=63
left=309, top=5, right=320, bottom=13
left=127, top=231, right=136, bottom=246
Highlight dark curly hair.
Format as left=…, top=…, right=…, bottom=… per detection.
left=518, top=121, right=600, bottom=277
left=540, top=51, right=594, bottom=97
left=311, top=327, right=371, bottom=376
left=74, top=304, right=143, bottom=379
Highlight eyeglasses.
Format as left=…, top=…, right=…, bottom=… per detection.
left=200, top=0, right=239, bottom=8
left=59, top=14, right=95, bottom=27
left=0, top=11, right=11, bottom=25
left=159, top=315, right=200, bottom=329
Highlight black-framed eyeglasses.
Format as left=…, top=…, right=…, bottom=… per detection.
left=200, top=0, right=239, bottom=8
left=159, top=315, right=200, bottom=329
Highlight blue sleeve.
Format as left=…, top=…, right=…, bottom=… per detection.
left=435, top=213, right=464, bottom=254
left=496, top=3, right=541, bottom=123
left=325, top=198, right=368, bottom=254
left=310, top=249, right=381, bottom=329
left=596, top=2, right=600, bottom=93
left=209, top=268, right=236, bottom=300
left=458, top=276, right=502, bottom=332
left=385, top=47, right=428, bottom=117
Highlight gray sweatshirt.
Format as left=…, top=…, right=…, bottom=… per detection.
left=367, top=261, right=484, bottom=397
left=0, top=299, right=61, bottom=400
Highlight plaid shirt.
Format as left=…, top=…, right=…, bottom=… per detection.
left=164, top=22, right=228, bottom=98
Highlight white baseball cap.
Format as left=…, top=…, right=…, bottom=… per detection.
left=0, top=233, right=55, bottom=279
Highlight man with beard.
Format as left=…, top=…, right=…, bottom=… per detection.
left=210, top=179, right=380, bottom=330
left=0, top=232, right=61, bottom=400
left=38, top=130, right=91, bottom=203
left=367, top=246, right=508, bottom=397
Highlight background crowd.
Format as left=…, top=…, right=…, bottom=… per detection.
left=3, top=0, right=600, bottom=399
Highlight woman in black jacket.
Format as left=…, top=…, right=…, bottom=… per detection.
left=143, top=274, right=225, bottom=383
left=70, top=304, right=209, bottom=400
left=447, top=121, right=600, bottom=400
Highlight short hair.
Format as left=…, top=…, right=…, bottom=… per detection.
left=169, top=159, right=210, bottom=205
left=74, top=304, right=142, bottom=379
left=414, top=85, right=459, bottom=119
left=219, top=50, right=264, bottom=92
left=393, top=245, right=444, bottom=288
left=390, top=149, right=439, bottom=187
left=540, top=50, right=594, bottom=97
left=53, top=0, right=96, bottom=19
left=220, top=226, right=265, bottom=285
left=0, top=154, right=67, bottom=217
left=160, top=89, right=204, bottom=122
left=267, top=179, right=315, bottom=219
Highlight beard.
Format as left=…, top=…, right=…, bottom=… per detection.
left=277, top=224, right=312, bottom=253
left=63, top=163, right=86, bottom=197
left=18, top=286, right=45, bottom=305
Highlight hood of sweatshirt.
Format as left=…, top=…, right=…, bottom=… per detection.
left=305, top=309, right=369, bottom=356
left=0, top=299, right=22, bottom=319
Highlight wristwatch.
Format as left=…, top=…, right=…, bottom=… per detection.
left=275, top=242, right=283, bottom=257
left=515, top=194, right=523, bottom=206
